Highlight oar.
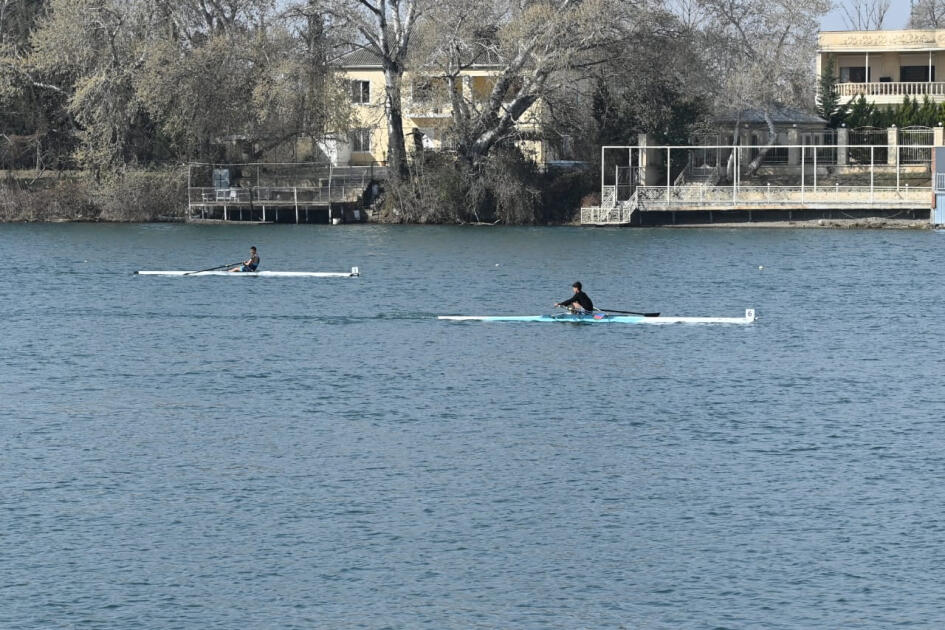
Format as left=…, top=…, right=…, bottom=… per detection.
left=184, top=262, right=243, bottom=276
left=599, top=308, right=660, bottom=317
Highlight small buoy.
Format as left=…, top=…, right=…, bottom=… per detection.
left=495, top=263, right=500, bottom=267
left=758, top=265, right=764, bottom=270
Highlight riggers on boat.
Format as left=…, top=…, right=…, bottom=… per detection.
left=136, top=267, right=360, bottom=278
left=438, top=309, right=756, bottom=325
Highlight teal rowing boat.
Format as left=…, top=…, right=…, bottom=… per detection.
left=438, top=309, right=756, bottom=325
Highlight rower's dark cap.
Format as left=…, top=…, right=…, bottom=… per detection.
left=250, top=246, right=256, bottom=250
left=572, top=281, right=582, bottom=289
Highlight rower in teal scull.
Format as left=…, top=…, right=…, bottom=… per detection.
left=555, top=281, right=594, bottom=312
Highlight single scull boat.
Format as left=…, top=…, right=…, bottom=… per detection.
left=136, top=266, right=360, bottom=278
left=438, top=309, right=756, bottom=325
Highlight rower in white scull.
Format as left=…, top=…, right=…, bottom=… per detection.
left=229, top=246, right=260, bottom=273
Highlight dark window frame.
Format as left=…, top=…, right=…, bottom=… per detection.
left=351, top=80, right=371, bottom=104
left=349, top=128, right=372, bottom=153
left=900, top=66, right=935, bottom=82
left=840, top=66, right=868, bottom=83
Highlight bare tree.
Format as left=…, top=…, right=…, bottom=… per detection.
left=840, top=0, right=891, bottom=30
left=699, top=0, right=830, bottom=178
left=667, top=0, right=711, bottom=31
left=416, top=0, right=629, bottom=168
left=910, top=0, right=945, bottom=28
left=325, top=0, right=423, bottom=180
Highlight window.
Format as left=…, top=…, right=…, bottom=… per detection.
left=840, top=66, right=867, bottom=83
left=349, top=128, right=372, bottom=153
left=901, top=66, right=935, bottom=82
left=351, top=80, right=370, bottom=104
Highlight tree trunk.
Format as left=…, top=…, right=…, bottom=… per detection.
left=725, top=114, right=741, bottom=183
left=744, top=110, right=778, bottom=177
left=384, top=64, right=409, bottom=180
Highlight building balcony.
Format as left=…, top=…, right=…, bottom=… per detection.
left=405, top=99, right=452, bottom=118
left=835, top=81, right=945, bottom=104
left=405, top=98, right=525, bottom=118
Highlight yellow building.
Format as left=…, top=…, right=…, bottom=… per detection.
left=819, top=29, right=945, bottom=106
left=331, top=47, right=546, bottom=166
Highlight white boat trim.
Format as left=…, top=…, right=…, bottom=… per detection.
left=136, top=266, right=360, bottom=278
left=438, top=309, right=756, bottom=324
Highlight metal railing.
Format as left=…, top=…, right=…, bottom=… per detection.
left=581, top=192, right=638, bottom=224
left=601, top=185, right=617, bottom=207
left=188, top=182, right=368, bottom=205
left=849, top=128, right=889, bottom=165
left=636, top=185, right=931, bottom=208
left=836, top=81, right=945, bottom=97
left=899, top=127, right=934, bottom=165
left=405, top=98, right=451, bottom=116
left=936, top=173, right=945, bottom=191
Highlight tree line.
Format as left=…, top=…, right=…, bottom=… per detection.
left=1, top=0, right=831, bottom=223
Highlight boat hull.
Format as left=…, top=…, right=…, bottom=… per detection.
left=136, top=267, right=360, bottom=278
left=438, top=309, right=756, bottom=325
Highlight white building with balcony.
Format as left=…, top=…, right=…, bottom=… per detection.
left=819, top=29, right=945, bottom=105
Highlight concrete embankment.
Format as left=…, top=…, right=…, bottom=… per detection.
left=633, top=207, right=931, bottom=228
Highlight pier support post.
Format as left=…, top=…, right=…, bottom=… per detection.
left=801, top=146, right=805, bottom=203
left=837, top=127, right=849, bottom=166
left=666, top=147, right=671, bottom=201
left=639, top=134, right=662, bottom=186
left=187, top=166, right=192, bottom=220
left=294, top=187, right=299, bottom=224
left=788, top=128, right=800, bottom=166
left=888, top=126, right=898, bottom=166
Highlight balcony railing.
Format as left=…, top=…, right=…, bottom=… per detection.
left=836, top=81, right=945, bottom=98
left=405, top=99, right=451, bottom=117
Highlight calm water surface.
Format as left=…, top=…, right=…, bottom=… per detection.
left=2, top=224, right=945, bottom=629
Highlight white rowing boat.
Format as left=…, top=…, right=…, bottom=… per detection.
left=438, top=308, right=756, bottom=325
left=136, top=266, right=360, bottom=278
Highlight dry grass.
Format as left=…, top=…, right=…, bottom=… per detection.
left=0, top=168, right=188, bottom=222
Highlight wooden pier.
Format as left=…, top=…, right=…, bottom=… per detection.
left=187, top=163, right=383, bottom=224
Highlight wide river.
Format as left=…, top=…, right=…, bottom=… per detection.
left=3, top=223, right=945, bottom=629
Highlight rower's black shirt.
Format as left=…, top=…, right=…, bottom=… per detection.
left=559, top=291, right=594, bottom=311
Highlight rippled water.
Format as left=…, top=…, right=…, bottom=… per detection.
left=3, top=223, right=945, bottom=628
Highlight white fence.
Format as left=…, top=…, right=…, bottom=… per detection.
left=582, top=143, right=936, bottom=224
left=636, top=185, right=930, bottom=209
left=836, top=81, right=945, bottom=98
